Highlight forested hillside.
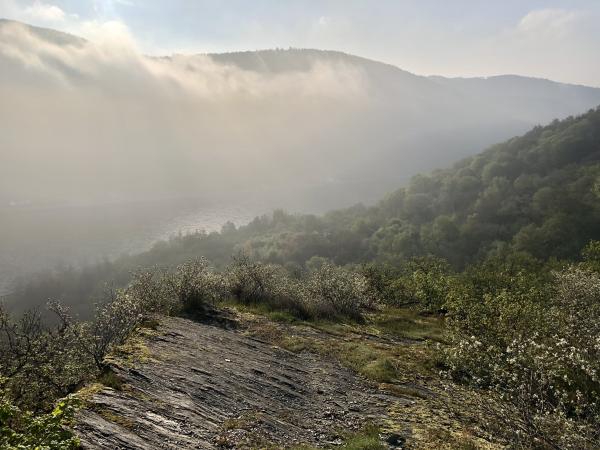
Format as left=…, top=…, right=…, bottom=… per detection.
left=7, top=107, right=600, bottom=314
left=166, top=105, right=600, bottom=269
left=370, top=106, right=600, bottom=265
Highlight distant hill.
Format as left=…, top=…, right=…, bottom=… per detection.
left=0, top=18, right=85, bottom=46
left=206, top=49, right=600, bottom=202
left=211, top=49, right=599, bottom=125
left=1, top=19, right=600, bottom=207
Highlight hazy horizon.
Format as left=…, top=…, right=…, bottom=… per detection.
left=2, top=18, right=600, bottom=207
left=1, top=1, right=600, bottom=87
left=2, top=16, right=600, bottom=89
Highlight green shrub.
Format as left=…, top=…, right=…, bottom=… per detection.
left=226, top=254, right=309, bottom=317
left=226, top=256, right=377, bottom=321
left=127, top=259, right=229, bottom=316
left=360, top=263, right=399, bottom=306
left=381, top=256, right=452, bottom=312
left=126, top=268, right=175, bottom=314
left=304, top=263, right=377, bottom=321
left=582, top=239, right=600, bottom=271
left=227, top=254, right=282, bottom=305
left=165, top=259, right=227, bottom=314
left=0, top=303, right=94, bottom=411
left=0, top=389, right=80, bottom=449
left=339, top=423, right=386, bottom=450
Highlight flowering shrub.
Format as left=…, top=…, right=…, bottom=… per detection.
left=443, top=264, right=600, bottom=448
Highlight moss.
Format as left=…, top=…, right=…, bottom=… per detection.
left=97, top=368, right=123, bottom=390
left=279, top=334, right=401, bottom=384
left=231, top=306, right=506, bottom=448
left=221, top=411, right=262, bottom=431
left=369, top=307, right=446, bottom=342
left=279, top=335, right=309, bottom=353
left=288, top=424, right=385, bottom=450
left=139, top=317, right=161, bottom=330
left=339, top=434, right=385, bottom=450
left=96, top=408, right=136, bottom=430
left=426, top=429, right=481, bottom=450
left=266, top=310, right=299, bottom=323
left=309, top=320, right=363, bottom=336
left=338, top=424, right=386, bottom=450
left=107, top=332, right=157, bottom=367
left=220, top=298, right=300, bottom=322
left=380, top=383, right=429, bottom=399
left=361, top=357, right=398, bottom=383
left=75, top=383, right=104, bottom=404
left=244, top=305, right=442, bottom=380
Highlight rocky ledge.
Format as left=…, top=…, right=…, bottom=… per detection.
left=74, top=315, right=403, bottom=449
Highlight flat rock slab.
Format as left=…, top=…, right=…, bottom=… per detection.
left=75, top=316, right=400, bottom=449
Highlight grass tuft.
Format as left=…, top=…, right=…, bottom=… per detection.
left=339, top=424, right=386, bottom=450
left=97, top=368, right=123, bottom=390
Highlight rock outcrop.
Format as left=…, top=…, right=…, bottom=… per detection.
left=75, top=316, right=400, bottom=449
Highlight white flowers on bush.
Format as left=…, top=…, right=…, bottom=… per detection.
left=444, top=265, right=600, bottom=448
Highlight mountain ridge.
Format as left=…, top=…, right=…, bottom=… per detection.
left=2, top=18, right=598, bottom=93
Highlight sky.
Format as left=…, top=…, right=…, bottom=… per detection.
left=0, top=0, right=599, bottom=86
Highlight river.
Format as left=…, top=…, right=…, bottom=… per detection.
left=0, top=197, right=268, bottom=296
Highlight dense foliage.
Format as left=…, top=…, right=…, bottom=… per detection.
left=439, top=245, right=600, bottom=448
left=0, top=392, right=81, bottom=450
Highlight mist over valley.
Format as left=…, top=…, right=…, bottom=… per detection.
left=2, top=19, right=600, bottom=296
left=2, top=4, right=600, bottom=447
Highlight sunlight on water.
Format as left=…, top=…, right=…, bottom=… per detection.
left=0, top=199, right=265, bottom=296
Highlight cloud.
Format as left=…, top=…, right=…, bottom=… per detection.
left=74, top=19, right=137, bottom=47
left=317, top=16, right=330, bottom=27
left=0, top=0, right=79, bottom=26
left=465, top=7, right=600, bottom=87
left=0, top=20, right=371, bottom=204
left=517, top=8, right=581, bottom=38
left=23, top=1, right=66, bottom=22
